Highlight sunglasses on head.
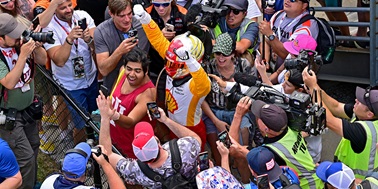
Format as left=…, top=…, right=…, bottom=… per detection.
left=227, top=8, right=243, bottom=15
left=152, top=1, right=171, bottom=8
left=364, top=87, right=375, bottom=113
left=214, top=52, right=231, bottom=57
left=0, top=0, right=13, bottom=5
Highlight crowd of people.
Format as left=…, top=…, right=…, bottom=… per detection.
left=0, top=0, right=376, bottom=188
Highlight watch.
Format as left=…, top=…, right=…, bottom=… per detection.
left=268, top=34, right=276, bottom=41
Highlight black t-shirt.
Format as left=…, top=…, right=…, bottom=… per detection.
left=342, top=103, right=367, bottom=154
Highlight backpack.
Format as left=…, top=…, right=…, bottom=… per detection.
left=273, top=9, right=336, bottom=64
left=279, top=166, right=301, bottom=189
left=137, top=139, right=197, bottom=189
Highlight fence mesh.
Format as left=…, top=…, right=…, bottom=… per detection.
left=35, top=65, right=109, bottom=188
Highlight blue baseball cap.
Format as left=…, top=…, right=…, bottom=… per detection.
left=316, top=161, right=355, bottom=189
left=62, top=142, right=91, bottom=179
left=246, top=146, right=282, bottom=182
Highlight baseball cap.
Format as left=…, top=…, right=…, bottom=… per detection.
left=62, top=142, right=91, bottom=179
left=0, top=13, right=27, bottom=39
left=316, top=161, right=355, bottom=189
left=196, top=166, right=244, bottom=188
left=251, top=100, right=288, bottom=132
left=283, top=34, right=317, bottom=55
left=287, top=69, right=304, bottom=88
left=132, top=122, right=159, bottom=162
left=223, top=0, right=248, bottom=11
left=247, top=146, right=282, bottom=182
left=212, top=33, right=234, bottom=56
left=355, top=86, right=378, bottom=115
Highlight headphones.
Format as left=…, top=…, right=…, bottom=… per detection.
left=59, top=149, right=94, bottom=179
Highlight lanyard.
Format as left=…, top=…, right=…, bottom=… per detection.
left=277, top=12, right=305, bottom=41
left=54, top=16, right=79, bottom=55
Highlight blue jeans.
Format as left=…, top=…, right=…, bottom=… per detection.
left=65, top=80, right=98, bottom=129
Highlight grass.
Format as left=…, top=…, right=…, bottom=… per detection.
left=37, top=150, right=60, bottom=182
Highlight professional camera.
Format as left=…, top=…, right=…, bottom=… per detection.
left=227, top=83, right=326, bottom=136
left=22, top=30, right=55, bottom=44
left=186, top=0, right=228, bottom=28
left=284, top=49, right=323, bottom=72
left=0, top=108, right=17, bottom=131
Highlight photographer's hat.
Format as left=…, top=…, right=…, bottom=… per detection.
left=62, top=142, right=91, bottom=179
left=287, top=69, right=304, bottom=88
left=0, top=13, right=26, bottom=39
left=223, top=0, right=248, bottom=11
left=251, top=100, right=287, bottom=132
left=247, top=146, right=282, bottom=182
left=356, top=86, right=378, bottom=115
left=132, top=122, right=159, bottom=162
left=283, top=34, right=317, bottom=55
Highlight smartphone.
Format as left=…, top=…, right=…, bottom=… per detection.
left=165, top=23, right=174, bottom=32
left=78, top=18, right=87, bottom=30
left=198, top=151, right=209, bottom=171
left=147, top=102, right=161, bottom=119
left=100, top=85, right=109, bottom=97
left=257, top=174, right=270, bottom=189
left=32, top=17, right=40, bottom=30
left=218, top=130, right=231, bottom=148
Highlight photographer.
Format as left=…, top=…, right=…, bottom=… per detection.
left=229, top=96, right=323, bottom=189
left=40, top=142, right=126, bottom=189
left=302, top=67, right=378, bottom=180
left=212, top=0, right=259, bottom=56
left=42, top=0, right=98, bottom=144
left=0, top=13, right=47, bottom=189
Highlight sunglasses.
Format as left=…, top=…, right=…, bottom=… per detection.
left=152, top=1, right=171, bottom=7
left=227, top=8, right=243, bottom=15
left=364, top=87, right=375, bottom=113
left=215, top=52, right=231, bottom=57
left=0, top=0, right=13, bottom=5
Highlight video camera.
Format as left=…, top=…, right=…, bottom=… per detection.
left=227, top=82, right=326, bottom=136
left=186, top=0, right=228, bottom=28
left=284, top=49, right=323, bottom=73
left=22, top=30, right=55, bottom=44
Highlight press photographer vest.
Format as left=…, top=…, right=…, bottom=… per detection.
left=265, top=128, right=323, bottom=189
left=335, top=120, right=378, bottom=179
left=213, top=18, right=257, bottom=54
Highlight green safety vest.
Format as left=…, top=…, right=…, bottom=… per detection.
left=213, top=18, right=257, bottom=54
left=334, top=120, right=378, bottom=179
left=265, top=128, right=323, bottom=189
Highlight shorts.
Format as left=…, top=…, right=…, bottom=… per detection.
left=65, top=80, right=98, bottom=129
left=203, top=108, right=252, bottom=134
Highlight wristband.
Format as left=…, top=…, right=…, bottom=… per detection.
left=85, top=37, right=93, bottom=44
left=66, top=38, right=73, bottom=45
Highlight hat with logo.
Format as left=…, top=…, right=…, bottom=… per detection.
left=355, top=86, right=378, bottom=115
left=212, top=33, right=234, bottom=56
left=0, top=13, right=26, bottom=39
left=251, top=100, right=288, bottom=132
left=287, top=69, right=304, bottom=88
left=132, top=122, right=159, bottom=162
left=62, top=142, right=92, bottom=179
left=223, top=0, right=248, bottom=11
left=283, top=34, right=317, bottom=55
left=247, top=146, right=282, bottom=182
left=316, top=161, right=355, bottom=189
left=196, top=166, right=244, bottom=188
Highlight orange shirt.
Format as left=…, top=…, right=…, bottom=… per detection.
left=34, top=0, right=77, bottom=9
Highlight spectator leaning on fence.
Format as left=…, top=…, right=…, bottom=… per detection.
left=0, top=138, right=22, bottom=189
left=42, top=0, right=98, bottom=145
left=97, top=91, right=201, bottom=188
left=0, top=13, right=47, bottom=189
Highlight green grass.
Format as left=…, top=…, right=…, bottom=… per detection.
left=37, top=150, right=60, bottom=182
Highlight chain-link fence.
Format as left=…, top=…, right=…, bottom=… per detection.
left=35, top=64, right=111, bottom=188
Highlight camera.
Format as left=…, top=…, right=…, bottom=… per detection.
left=284, top=49, right=323, bottom=72
left=91, top=146, right=109, bottom=162
left=22, top=30, right=55, bottom=44
left=227, top=83, right=326, bottom=136
left=0, top=108, right=17, bottom=131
